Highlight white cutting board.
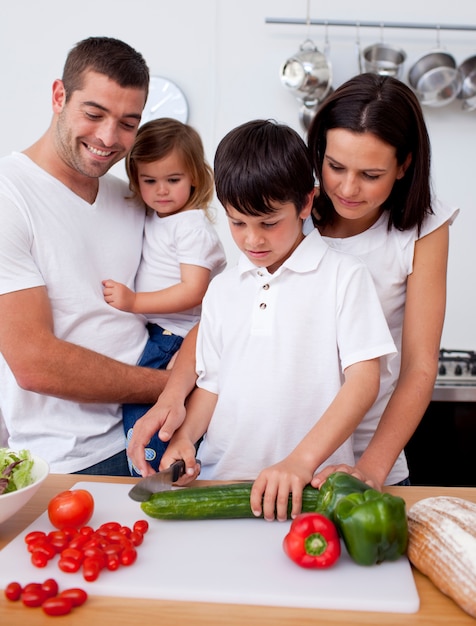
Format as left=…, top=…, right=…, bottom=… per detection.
left=0, top=482, right=419, bottom=613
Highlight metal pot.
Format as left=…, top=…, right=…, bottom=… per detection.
left=362, top=43, right=406, bottom=79
left=280, top=38, right=332, bottom=102
left=298, top=89, right=334, bottom=132
left=408, top=51, right=462, bottom=107
left=457, top=54, right=476, bottom=112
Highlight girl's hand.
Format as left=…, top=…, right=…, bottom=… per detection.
left=102, top=279, right=136, bottom=312
left=250, top=459, right=313, bottom=522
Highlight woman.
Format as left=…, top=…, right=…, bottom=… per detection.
left=307, top=73, right=458, bottom=489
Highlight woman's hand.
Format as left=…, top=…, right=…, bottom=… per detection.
left=311, top=464, right=382, bottom=491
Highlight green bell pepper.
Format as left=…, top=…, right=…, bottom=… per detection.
left=334, top=489, right=408, bottom=566
left=315, top=471, right=370, bottom=522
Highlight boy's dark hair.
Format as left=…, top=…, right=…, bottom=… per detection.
left=62, top=36, right=150, bottom=103
left=214, top=119, right=315, bottom=216
left=307, top=73, right=432, bottom=233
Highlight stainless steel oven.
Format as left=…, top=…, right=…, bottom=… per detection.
left=404, top=349, right=476, bottom=487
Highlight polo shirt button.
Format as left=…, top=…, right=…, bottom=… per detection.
left=262, top=283, right=270, bottom=290
left=259, top=303, right=267, bottom=310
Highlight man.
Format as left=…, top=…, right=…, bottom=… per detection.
left=0, top=37, right=171, bottom=474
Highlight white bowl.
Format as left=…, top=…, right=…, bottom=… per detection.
left=0, top=454, right=49, bottom=524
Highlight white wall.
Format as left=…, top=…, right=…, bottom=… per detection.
left=1, top=0, right=475, bottom=347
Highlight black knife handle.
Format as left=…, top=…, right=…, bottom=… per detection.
left=170, top=459, right=186, bottom=482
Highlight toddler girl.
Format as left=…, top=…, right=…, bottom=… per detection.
left=103, top=118, right=226, bottom=475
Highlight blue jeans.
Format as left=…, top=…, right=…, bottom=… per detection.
left=392, top=477, right=411, bottom=486
left=123, top=323, right=183, bottom=477
left=72, top=450, right=130, bottom=476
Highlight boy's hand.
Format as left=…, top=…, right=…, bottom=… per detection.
left=250, top=459, right=313, bottom=522
left=159, top=437, right=200, bottom=486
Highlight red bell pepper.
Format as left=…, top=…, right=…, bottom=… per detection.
left=283, top=513, right=341, bottom=569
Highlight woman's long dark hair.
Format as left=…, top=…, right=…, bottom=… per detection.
left=307, top=73, right=432, bottom=233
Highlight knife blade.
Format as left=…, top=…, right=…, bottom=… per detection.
left=128, top=460, right=186, bottom=502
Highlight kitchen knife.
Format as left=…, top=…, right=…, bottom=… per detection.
left=128, top=460, right=186, bottom=502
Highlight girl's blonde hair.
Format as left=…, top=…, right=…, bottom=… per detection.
left=126, top=118, right=214, bottom=217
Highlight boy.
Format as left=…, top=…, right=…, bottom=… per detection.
left=160, top=120, right=396, bottom=520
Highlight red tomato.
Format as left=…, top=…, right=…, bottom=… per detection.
left=22, top=588, right=48, bottom=607
left=47, top=489, right=94, bottom=530
left=58, top=556, right=82, bottom=573
left=47, top=530, right=70, bottom=552
left=4, top=581, right=22, bottom=601
left=59, top=587, right=88, bottom=607
left=42, top=596, right=73, bottom=616
left=82, top=556, right=102, bottom=582
left=24, top=530, right=47, bottom=545
left=41, top=578, right=59, bottom=598
left=133, top=520, right=149, bottom=535
left=31, top=551, right=49, bottom=568
left=120, top=547, right=137, bottom=566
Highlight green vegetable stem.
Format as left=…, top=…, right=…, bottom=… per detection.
left=314, top=471, right=370, bottom=522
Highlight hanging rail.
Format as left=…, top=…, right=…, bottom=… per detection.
left=265, top=17, right=476, bottom=32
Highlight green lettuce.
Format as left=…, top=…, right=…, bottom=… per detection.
left=0, top=448, right=35, bottom=494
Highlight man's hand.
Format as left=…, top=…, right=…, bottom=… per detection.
left=127, top=394, right=187, bottom=477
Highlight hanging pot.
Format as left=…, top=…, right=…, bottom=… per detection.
left=408, top=50, right=462, bottom=107
left=457, top=54, right=476, bottom=112
left=362, top=42, right=406, bottom=78
left=280, top=38, right=332, bottom=103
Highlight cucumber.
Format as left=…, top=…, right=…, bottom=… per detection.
left=140, top=482, right=320, bottom=520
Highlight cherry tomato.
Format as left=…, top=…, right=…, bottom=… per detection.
left=42, top=596, right=73, bottom=616
left=31, top=551, right=49, bottom=568
left=22, top=582, right=42, bottom=594
left=24, top=530, right=47, bottom=546
left=31, top=541, right=56, bottom=560
left=59, top=587, right=88, bottom=607
left=41, top=578, right=59, bottom=598
left=82, top=556, right=102, bottom=582
left=47, top=530, right=70, bottom=552
left=47, top=489, right=94, bottom=530
left=133, top=520, right=149, bottom=535
left=58, top=555, right=82, bottom=573
left=105, top=554, right=121, bottom=571
left=22, top=588, right=48, bottom=607
left=4, top=581, right=22, bottom=601
left=99, top=521, right=121, bottom=533
left=120, top=547, right=137, bottom=566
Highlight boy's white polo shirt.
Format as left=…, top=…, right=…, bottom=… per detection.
left=196, top=228, right=396, bottom=481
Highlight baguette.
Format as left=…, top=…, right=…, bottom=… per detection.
left=407, top=496, right=476, bottom=618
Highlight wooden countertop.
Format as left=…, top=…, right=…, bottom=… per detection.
left=1, top=474, right=475, bottom=625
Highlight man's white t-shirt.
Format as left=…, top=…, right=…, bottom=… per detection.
left=0, top=153, right=149, bottom=472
